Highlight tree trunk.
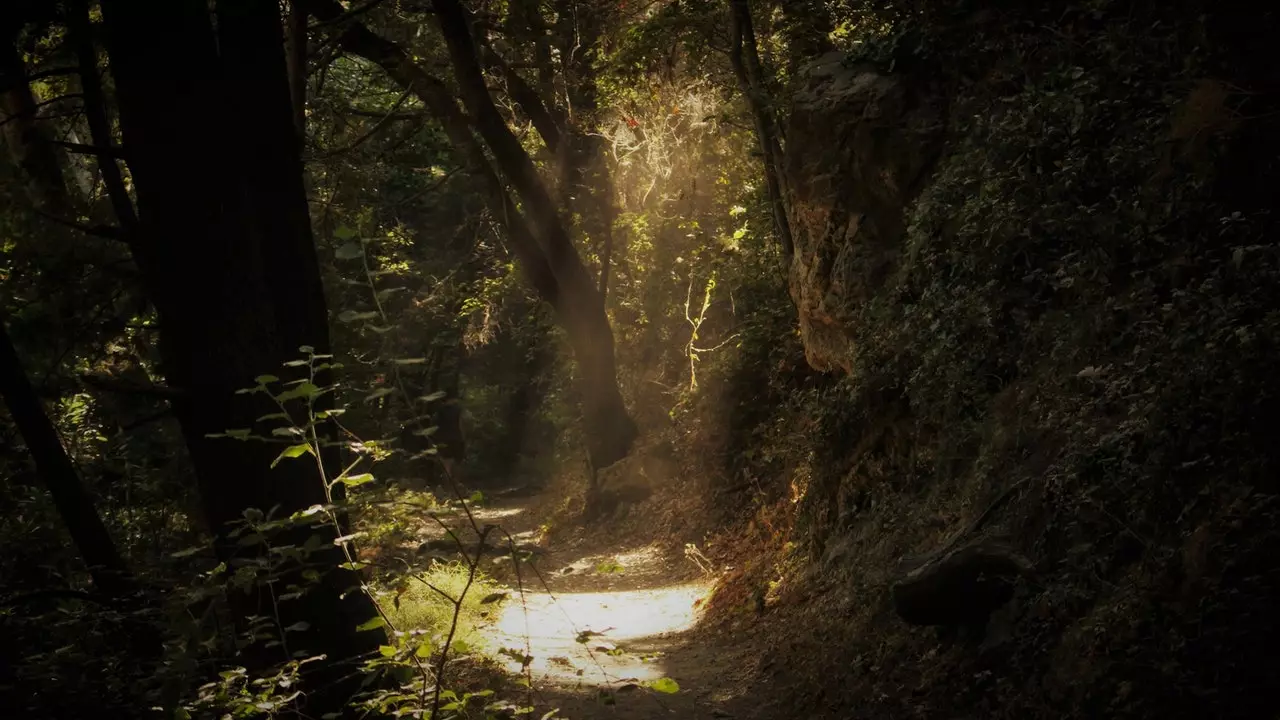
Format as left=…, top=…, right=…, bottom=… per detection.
left=433, top=0, right=636, bottom=469
left=284, top=0, right=308, bottom=141
left=306, top=0, right=637, bottom=468
left=100, top=0, right=383, bottom=713
left=0, top=316, right=133, bottom=596
left=66, top=0, right=136, bottom=233
left=0, top=34, right=71, bottom=215
left=728, top=0, right=793, bottom=257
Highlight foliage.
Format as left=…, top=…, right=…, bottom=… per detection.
left=385, top=559, right=504, bottom=653
left=8, top=0, right=1277, bottom=718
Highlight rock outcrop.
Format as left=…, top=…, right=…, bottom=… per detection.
left=784, top=53, right=945, bottom=372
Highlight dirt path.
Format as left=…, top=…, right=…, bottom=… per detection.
left=430, top=486, right=758, bottom=719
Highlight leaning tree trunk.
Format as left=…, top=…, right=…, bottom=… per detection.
left=67, top=0, right=137, bottom=233
left=728, top=0, right=793, bottom=257
left=100, top=0, right=383, bottom=714
left=0, top=34, right=71, bottom=215
left=305, top=0, right=637, bottom=469
left=433, top=0, right=636, bottom=469
left=0, top=316, right=134, bottom=597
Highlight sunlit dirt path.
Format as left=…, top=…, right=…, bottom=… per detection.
left=435, top=486, right=757, bottom=719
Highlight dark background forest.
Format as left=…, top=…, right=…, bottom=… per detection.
left=1, top=0, right=1278, bottom=718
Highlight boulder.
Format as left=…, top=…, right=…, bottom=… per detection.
left=891, top=537, right=1035, bottom=630
left=784, top=53, right=946, bottom=372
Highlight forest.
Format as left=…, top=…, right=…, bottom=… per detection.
left=1, top=0, right=1277, bottom=718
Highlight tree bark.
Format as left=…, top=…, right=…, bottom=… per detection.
left=0, top=316, right=133, bottom=596
left=100, top=0, right=383, bottom=713
left=284, top=0, right=308, bottom=141
left=728, top=0, right=793, bottom=257
left=434, top=0, right=636, bottom=468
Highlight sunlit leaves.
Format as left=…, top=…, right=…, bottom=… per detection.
left=355, top=616, right=387, bottom=632
left=336, top=472, right=375, bottom=488
left=271, top=443, right=314, bottom=468
left=647, top=677, right=680, bottom=694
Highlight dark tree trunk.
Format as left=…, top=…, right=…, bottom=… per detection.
left=0, top=33, right=71, bottom=214
left=0, top=316, right=133, bottom=596
left=284, top=0, right=308, bottom=141
left=729, top=0, right=793, bottom=256
left=66, top=0, right=136, bottom=232
left=100, top=0, right=382, bottom=713
left=434, top=0, right=636, bottom=469
left=499, top=319, right=554, bottom=474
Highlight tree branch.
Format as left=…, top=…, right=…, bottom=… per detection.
left=45, top=138, right=127, bottom=159
left=480, top=44, right=561, bottom=152
left=32, top=209, right=130, bottom=243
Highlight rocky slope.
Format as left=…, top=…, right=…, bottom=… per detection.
left=748, top=3, right=1280, bottom=717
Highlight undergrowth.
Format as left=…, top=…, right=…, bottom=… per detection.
left=384, top=560, right=504, bottom=654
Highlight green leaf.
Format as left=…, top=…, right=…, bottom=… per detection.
left=415, top=641, right=432, bottom=658
left=271, top=444, right=314, bottom=468
left=378, top=645, right=397, bottom=658
left=338, top=473, right=375, bottom=488
left=170, top=545, right=205, bottom=558
left=256, top=412, right=289, bottom=423
left=271, top=426, right=304, bottom=438
left=334, top=226, right=357, bottom=241
left=365, top=324, right=396, bottom=334
left=225, top=428, right=252, bottom=440
left=255, top=374, right=280, bottom=385
left=647, top=677, right=680, bottom=694
left=393, top=357, right=427, bottom=365
left=284, top=621, right=310, bottom=633
left=355, top=616, right=387, bottom=632
left=417, top=390, right=447, bottom=403
left=339, top=561, right=367, bottom=571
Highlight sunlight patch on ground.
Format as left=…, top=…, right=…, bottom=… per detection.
left=470, top=506, right=526, bottom=521
left=557, top=543, right=669, bottom=578
left=486, top=583, right=710, bottom=686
